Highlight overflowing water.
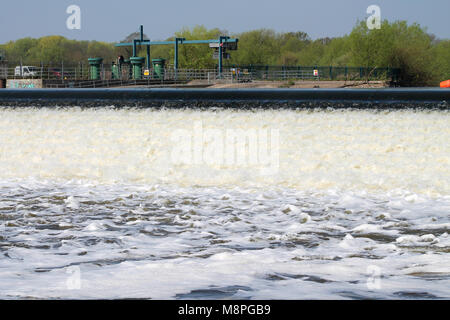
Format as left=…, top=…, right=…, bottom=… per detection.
left=0, top=107, right=449, bottom=299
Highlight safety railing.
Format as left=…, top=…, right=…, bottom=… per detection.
left=230, top=65, right=400, bottom=81
left=1, top=63, right=400, bottom=87
left=0, top=52, right=8, bottom=80
left=5, top=65, right=89, bottom=80
left=0, top=65, right=7, bottom=80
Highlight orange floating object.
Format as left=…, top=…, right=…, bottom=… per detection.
left=440, top=80, right=450, bottom=88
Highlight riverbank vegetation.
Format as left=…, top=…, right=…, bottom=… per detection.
left=1, top=20, right=448, bottom=86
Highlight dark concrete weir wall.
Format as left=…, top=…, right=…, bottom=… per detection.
left=0, top=88, right=448, bottom=109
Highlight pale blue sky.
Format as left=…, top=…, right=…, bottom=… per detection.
left=0, top=0, right=448, bottom=43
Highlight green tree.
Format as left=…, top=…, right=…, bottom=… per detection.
left=296, top=39, right=327, bottom=66
left=174, top=25, right=224, bottom=69
left=86, top=41, right=116, bottom=63
left=276, top=32, right=311, bottom=65
left=0, top=21, right=447, bottom=86
left=2, top=37, right=39, bottom=63
left=348, top=20, right=437, bottom=85
left=432, top=40, right=450, bottom=82
left=229, top=29, right=279, bottom=65
left=319, top=37, right=351, bottom=66
left=28, top=36, right=68, bottom=63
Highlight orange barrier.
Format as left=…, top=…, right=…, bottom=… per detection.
left=441, top=80, right=450, bottom=88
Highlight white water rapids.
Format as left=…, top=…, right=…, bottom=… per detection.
left=0, top=107, right=448, bottom=299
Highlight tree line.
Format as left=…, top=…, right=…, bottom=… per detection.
left=1, top=20, right=449, bottom=86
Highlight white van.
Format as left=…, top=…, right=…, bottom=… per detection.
left=15, top=66, right=39, bottom=77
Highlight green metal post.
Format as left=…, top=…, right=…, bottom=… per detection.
left=146, top=45, right=151, bottom=70
left=152, top=58, right=166, bottom=80
left=88, top=58, right=103, bottom=80
left=174, top=39, right=179, bottom=71
left=218, top=36, right=229, bottom=77
left=133, top=40, right=138, bottom=58
left=174, top=38, right=185, bottom=72
left=130, top=56, right=145, bottom=80
left=219, top=40, right=223, bottom=77
left=175, top=41, right=178, bottom=71
left=174, top=40, right=178, bottom=80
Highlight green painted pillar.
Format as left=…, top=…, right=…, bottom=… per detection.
left=174, top=38, right=185, bottom=71
left=88, top=58, right=103, bottom=80
left=130, top=56, right=145, bottom=80
left=146, top=45, right=151, bottom=70
left=152, top=58, right=166, bottom=79
left=218, top=36, right=229, bottom=77
left=133, top=40, right=137, bottom=58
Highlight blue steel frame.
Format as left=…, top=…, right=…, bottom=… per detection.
left=115, top=26, right=238, bottom=76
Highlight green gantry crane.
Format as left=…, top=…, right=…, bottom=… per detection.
left=115, top=25, right=238, bottom=77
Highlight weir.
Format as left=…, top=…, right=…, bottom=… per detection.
left=0, top=88, right=448, bottom=108
left=0, top=90, right=449, bottom=299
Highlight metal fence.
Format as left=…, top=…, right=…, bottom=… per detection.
left=229, top=65, right=400, bottom=81
left=0, top=51, right=7, bottom=80
left=43, top=71, right=238, bottom=88
left=1, top=62, right=400, bottom=87
left=0, top=65, right=7, bottom=80
left=5, top=64, right=96, bottom=80
left=3, top=65, right=239, bottom=83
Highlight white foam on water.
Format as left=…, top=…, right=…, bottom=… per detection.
left=0, top=107, right=448, bottom=299
left=0, top=108, right=448, bottom=194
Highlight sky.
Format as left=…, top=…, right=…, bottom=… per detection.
left=0, top=0, right=449, bottom=43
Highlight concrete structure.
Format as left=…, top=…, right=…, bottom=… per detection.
left=0, top=88, right=447, bottom=109
left=6, top=79, right=43, bottom=88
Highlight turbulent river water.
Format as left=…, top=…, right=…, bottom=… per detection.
left=0, top=107, right=448, bottom=299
